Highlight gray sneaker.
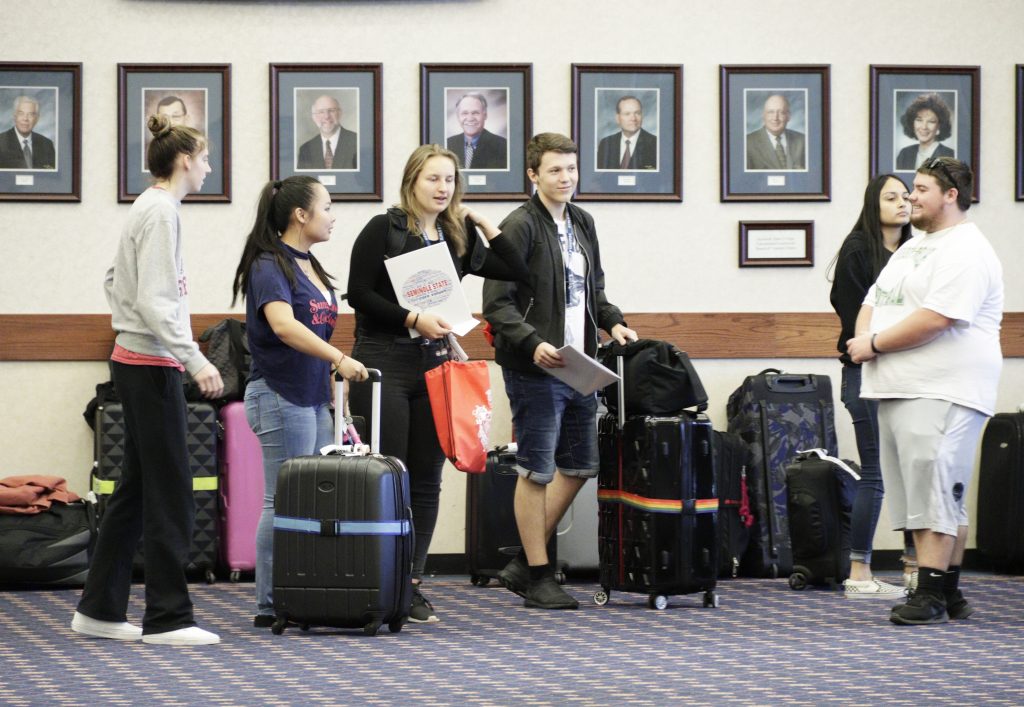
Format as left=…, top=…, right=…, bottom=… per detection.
left=498, top=555, right=530, bottom=599
left=408, top=585, right=439, bottom=623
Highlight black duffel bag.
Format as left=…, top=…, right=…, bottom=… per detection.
left=0, top=499, right=98, bottom=587
left=599, top=339, right=708, bottom=415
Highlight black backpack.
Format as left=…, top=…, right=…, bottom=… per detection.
left=599, top=339, right=708, bottom=415
left=198, top=318, right=249, bottom=402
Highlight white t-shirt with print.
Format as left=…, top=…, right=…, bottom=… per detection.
left=556, top=217, right=588, bottom=352
left=861, top=220, right=1003, bottom=415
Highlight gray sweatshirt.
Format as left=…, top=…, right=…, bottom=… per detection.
left=104, top=187, right=209, bottom=375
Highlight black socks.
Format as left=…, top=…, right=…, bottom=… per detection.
left=528, top=564, right=549, bottom=581
left=944, top=565, right=961, bottom=595
left=917, top=566, right=947, bottom=599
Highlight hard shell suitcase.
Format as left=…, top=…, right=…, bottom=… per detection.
left=93, top=401, right=220, bottom=583
left=726, top=368, right=838, bottom=579
left=218, top=401, right=263, bottom=581
left=594, top=354, right=719, bottom=610
left=271, top=370, right=413, bottom=636
left=466, top=445, right=557, bottom=586
left=785, top=450, right=859, bottom=590
left=0, top=497, right=98, bottom=587
left=977, top=411, right=1024, bottom=572
left=712, top=430, right=753, bottom=578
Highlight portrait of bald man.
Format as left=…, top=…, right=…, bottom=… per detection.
left=297, top=93, right=358, bottom=171
left=745, top=92, right=806, bottom=171
left=445, top=91, right=508, bottom=170
left=0, top=95, right=56, bottom=170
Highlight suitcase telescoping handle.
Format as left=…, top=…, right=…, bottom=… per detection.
left=330, top=368, right=383, bottom=454
left=617, top=355, right=626, bottom=430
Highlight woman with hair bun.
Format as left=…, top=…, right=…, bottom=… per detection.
left=72, top=114, right=224, bottom=647
left=232, top=175, right=368, bottom=628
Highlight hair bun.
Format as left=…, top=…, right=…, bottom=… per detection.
left=147, top=114, right=173, bottom=139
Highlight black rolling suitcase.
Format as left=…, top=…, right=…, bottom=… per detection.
left=785, top=449, right=859, bottom=590
left=93, top=400, right=220, bottom=583
left=977, top=411, right=1024, bottom=572
left=594, top=354, right=719, bottom=610
left=466, top=444, right=557, bottom=587
left=726, top=368, right=838, bottom=579
left=712, top=430, right=753, bottom=578
left=271, top=369, right=413, bottom=636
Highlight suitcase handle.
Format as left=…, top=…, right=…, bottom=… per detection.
left=331, top=368, right=383, bottom=454
left=766, top=374, right=817, bottom=393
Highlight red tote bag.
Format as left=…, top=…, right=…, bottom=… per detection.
left=424, top=360, right=491, bottom=473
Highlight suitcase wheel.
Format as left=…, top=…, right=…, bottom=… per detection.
left=788, top=570, right=809, bottom=591
left=388, top=617, right=406, bottom=633
left=470, top=574, right=491, bottom=587
left=271, top=618, right=287, bottom=635
left=647, top=594, right=669, bottom=610
left=555, top=571, right=566, bottom=586
left=363, top=620, right=382, bottom=637
left=702, top=590, right=719, bottom=608
left=593, top=589, right=610, bottom=607
left=205, top=569, right=216, bottom=585
left=229, top=570, right=241, bottom=583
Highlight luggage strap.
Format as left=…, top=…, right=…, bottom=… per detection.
left=273, top=515, right=411, bottom=537
left=92, top=476, right=217, bottom=495
left=795, top=448, right=862, bottom=481
left=598, top=489, right=718, bottom=514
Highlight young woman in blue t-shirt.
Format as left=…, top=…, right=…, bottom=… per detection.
left=231, top=175, right=368, bottom=626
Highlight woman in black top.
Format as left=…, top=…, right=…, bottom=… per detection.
left=347, top=144, right=528, bottom=623
left=829, top=173, right=914, bottom=597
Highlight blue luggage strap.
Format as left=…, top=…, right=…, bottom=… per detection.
left=274, top=516, right=411, bottom=537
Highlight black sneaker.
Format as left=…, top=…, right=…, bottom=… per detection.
left=889, top=591, right=948, bottom=625
left=523, top=572, right=579, bottom=610
left=498, top=555, right=530, bottom=599
left=409, top=585, right=439, bottom=623
left=945, top=590, right=975, bottom=620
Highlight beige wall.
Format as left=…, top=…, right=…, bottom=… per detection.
left=3, top=0, right=1023, bottom=554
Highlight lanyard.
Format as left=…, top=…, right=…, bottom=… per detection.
left=420, top=222, right=445, bottom=248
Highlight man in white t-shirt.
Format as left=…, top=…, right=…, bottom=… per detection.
left=847, top=157, right=1003, bottom=625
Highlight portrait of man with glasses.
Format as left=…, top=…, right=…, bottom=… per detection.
left=296, top=90, right=358, bottom=171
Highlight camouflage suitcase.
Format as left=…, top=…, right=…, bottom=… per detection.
left=726, top=369, right=837, bottom=578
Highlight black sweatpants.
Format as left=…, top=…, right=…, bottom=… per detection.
left=77, top=362, right=196, bottom=635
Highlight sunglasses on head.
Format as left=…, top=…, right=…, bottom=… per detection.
left=926, top=157, right=958, bottom=190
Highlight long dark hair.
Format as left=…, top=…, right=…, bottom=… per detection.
left=231, top=176, right=336, bottom=306
left=827, top=174, right=913, bottom=282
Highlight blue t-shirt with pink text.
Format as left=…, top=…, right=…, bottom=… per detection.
left=246, top=243, right=337, bottom=407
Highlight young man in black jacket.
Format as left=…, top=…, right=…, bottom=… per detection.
left=483, top=133, right=637, bottom=609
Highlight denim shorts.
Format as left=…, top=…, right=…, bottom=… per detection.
left=502, top=368, right=599, bottom=485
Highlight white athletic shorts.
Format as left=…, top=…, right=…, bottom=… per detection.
left=877, top=397, right=987, bottom=537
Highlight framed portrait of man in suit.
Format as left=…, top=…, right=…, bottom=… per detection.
left=272, top=64, right=382, bottom=201
left=720, top=65, right=830, bottom=202
left=870, top=65, right=979, bottom=202
left=118, top=64, right=231, bottom=203
left=0, top=62, right=81, bottom=202
left=421, top=63, right=532, bottom=201
left=572, top=64, right=681, bottom=202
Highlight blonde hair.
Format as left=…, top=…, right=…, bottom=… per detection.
left=397, top=144, right=467, bottom=256
left=146, top=113, right=207, bottom=179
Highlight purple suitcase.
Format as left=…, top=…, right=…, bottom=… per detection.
left=218, top=401, right=263, bottom=580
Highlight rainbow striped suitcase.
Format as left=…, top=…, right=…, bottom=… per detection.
left=594, top=356, right=719, bottom=610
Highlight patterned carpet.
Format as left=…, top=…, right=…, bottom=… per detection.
left=2, top=574, right=1023, bottom=705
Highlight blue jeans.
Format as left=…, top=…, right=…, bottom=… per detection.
left=502, top=369, right=599, bottom=484
left=244, top=377, right=332, bottom=617
left=841, top=366, right=884, bottom=565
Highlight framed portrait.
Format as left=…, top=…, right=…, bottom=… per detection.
left=0, top=62, right=81, bottom=202
left=720, top=65, right=831, bottom=202
left=739, top=221, right=814, bottom=267
left=571, top=64, right=682, bottom=202
left=1016, top=65, right=1023, bottom=201
left=420, top=63, right=532, bottom=200
left=118, top=63, right=230, bottom=203
left=271, top=63, right=382, bottom=201
left=870, top=65, right=980, bottom=201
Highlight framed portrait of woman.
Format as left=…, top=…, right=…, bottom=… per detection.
left=870, top=65, right=980, bottom=201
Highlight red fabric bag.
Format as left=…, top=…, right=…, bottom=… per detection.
left=425, top=360, right=492, bottom=473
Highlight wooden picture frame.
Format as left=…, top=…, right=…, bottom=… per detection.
left=739, top=220, right=814, bottom=267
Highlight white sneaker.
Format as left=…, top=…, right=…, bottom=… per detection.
left=843, top=578, right=907, bottom=599
left=904, top=570, right=919, bottom=591
left=71, top=611, right=143, bottom=641
left=142, top=626, right=220, bottom=646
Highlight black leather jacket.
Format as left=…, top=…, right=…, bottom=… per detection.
left=483, top=193, right=625, bottom=374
